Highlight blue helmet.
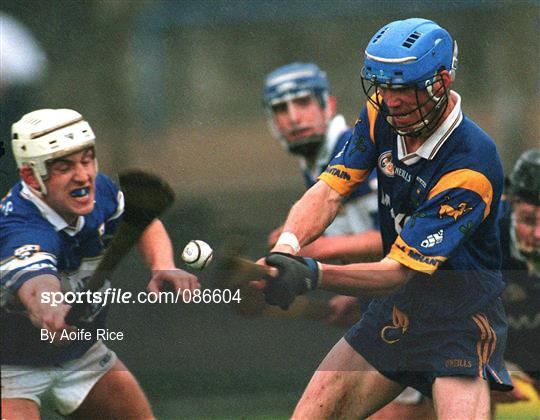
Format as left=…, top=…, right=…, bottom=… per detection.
left=263, top=62, right=330, bottom=109
left=362, top=18, right=457, bottom=88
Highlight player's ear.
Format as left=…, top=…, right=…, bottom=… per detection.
left=436, top=70, right=453, bottom=91
left=325, top=95, right=337, bottom=119
left=20, top=167, right=40, bottom=190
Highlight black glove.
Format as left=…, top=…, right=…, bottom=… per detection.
left=263, top=252, right=320, bottom=310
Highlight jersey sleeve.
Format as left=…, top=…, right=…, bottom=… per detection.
left=0, top=224, right=60, bottom=303
left=96, top=173, right=125, bottom=235
left=387, top=168, right=494, bottom=274
left=318, top=104, right=377, bottom=196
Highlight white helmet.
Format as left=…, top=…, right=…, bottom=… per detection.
left=11, top=108, right=96, bottom=194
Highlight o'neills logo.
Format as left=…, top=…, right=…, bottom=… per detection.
left=378, top=151, right=394, bottom=177
left=445, top=359, right=472, bottom=368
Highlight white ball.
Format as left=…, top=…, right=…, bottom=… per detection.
left=181, top=240, right=213, bottom=270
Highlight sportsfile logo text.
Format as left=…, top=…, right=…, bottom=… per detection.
left=41, top=288, right=241, bottom=306
left=42, top=288, right=153, bottom=306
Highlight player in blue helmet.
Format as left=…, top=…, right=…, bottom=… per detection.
left=361, top=18, right=458, bottom=138
left=263, top=62, right=381, bottom=262
left=0, top=109, right=200, bottom=418
left=254, top=18, right=511, bottom=418
left=263, top=62, right=332, bottom=158
left=263, top=62, right=436, bottom=418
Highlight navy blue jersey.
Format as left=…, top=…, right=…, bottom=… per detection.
left=319, top=92, right=505, bottom=319
left=499, top=200, right=540, bottom=379
left=0, top=173, right=123, bottom=365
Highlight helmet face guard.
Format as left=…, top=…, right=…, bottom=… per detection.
left=263, top=63, right=330, bottom=157
left=361, top=72, right=449, bottom=137
left=360, top=18, right=457, bottom=138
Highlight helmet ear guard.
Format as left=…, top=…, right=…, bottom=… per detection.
left=449, top=40, right=458, bottom=82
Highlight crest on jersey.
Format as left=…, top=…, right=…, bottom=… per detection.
left=438, top=202, right=472, bottom=221
left=14, top=244, right=41, bottom=260
left=378, top=151, right=394, bottom=177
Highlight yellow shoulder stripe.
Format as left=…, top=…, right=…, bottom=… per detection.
left=387, top=235, right=447, bottom=275
left=318, top=165, right=370, bottom=196
left=428, top=169, right=493, bottom=220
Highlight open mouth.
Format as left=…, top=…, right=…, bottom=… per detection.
left=394, top=113, right=412, bottom=120
left=287, top=127, right=312, bottom=140
left=391, top=109, right=416, bottom=121
left=70, top=187, right=90, bottom=198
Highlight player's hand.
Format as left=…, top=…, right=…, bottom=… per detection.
left=263, top=252, right=320, bottom=310
left=28, top=303, right=76, bottom=346
left=18, top=277, right=76, bottom=345
left=327, top=295, right=361, bottom=326
left=147, top=269, right=200, bottom=295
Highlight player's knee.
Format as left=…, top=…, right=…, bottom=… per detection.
left=294, top=371, right=363, bottom=419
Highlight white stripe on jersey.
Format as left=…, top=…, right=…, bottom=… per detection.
left=3, top=261, right=57, bottom=289
left=0, top=252, right=57, bottom=273
left=107, top=190, right=124, bottom=221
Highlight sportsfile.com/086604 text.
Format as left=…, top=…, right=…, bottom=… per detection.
left=41, top=288, right=242, bottom=307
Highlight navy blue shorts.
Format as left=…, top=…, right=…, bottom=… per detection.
left=344, top=297, right=512, bottom=398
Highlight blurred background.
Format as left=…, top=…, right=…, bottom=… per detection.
left=1, top=1, right=539, bottom=418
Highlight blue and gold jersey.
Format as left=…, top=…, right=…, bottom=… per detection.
left=319, top=92, right=505, bottom=318
left=0, top=173, right=123, bottom=365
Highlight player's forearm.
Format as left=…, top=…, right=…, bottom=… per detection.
left=276, top=181, right=342, bottom=253
left=299, top=230, right=383, bottom=261
left=137, top=219, right=176, bottom=271
left=318, top=257, right=413, bottom=297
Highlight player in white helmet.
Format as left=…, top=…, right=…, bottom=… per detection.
left=1, top=109, right=199, bottom=419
